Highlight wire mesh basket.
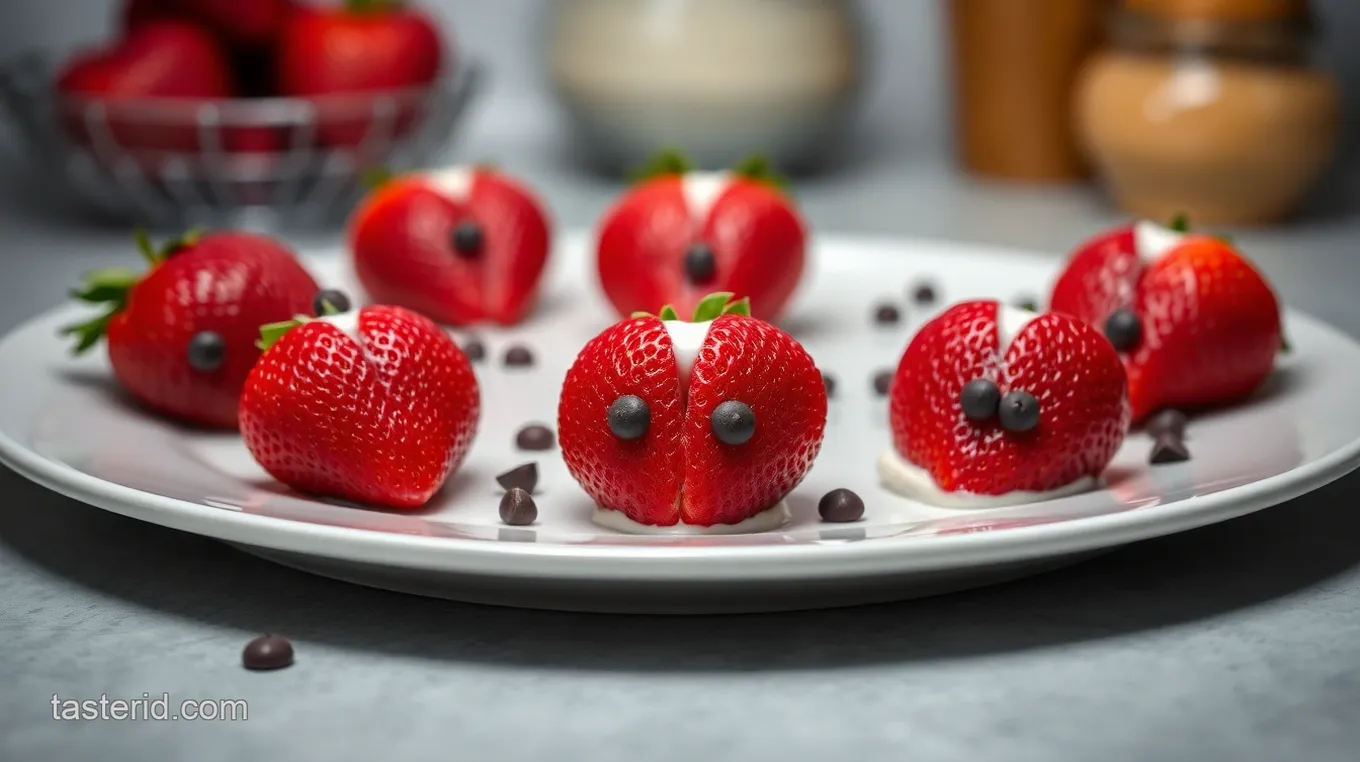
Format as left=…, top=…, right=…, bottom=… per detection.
left=0, top=53, right=483, bottom=230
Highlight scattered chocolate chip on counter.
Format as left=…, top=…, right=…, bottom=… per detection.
left=496, top=462, right=539, bottom=493
left=503, top=344, right=534, bottom=367
left=818, top=488, right=865, bottom=523
left=873, top=303, right=902, bottom=326
left=461, top=337, right=486, bottom=362
left=1145, top=409, right=1188, bottom=440
left=1149, top=434, right=1191, bottom=465
left=911, top=282, right=937, bottom=305
left=873, top=370, right=893, bottom=397
left=242, top=634, right=294, bottom=671
left=499, top=488, right=538, bottom=526
left=515, top=424, right=556, bottom=451
left=822, top=372, right=836, bottom=398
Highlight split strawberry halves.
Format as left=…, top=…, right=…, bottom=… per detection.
left=350, top=166, right=552, bottom=326
left=559, top=293, right=827, bottom=530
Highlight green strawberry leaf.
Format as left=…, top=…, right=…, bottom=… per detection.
left=692, top=292, right=736, bottom=322
left=658, top=305, right=680, bottom=321
left=1280, top=333, right=1292, bottom=355
left=631, top=311, right=653, bottom=319
left=360, top=166, right=396, bottom=191
left=133, top=227, right=158, bottom=265
left=1168, top=213, right=1191, bottom=233
left=257, top=318, right=308, bottom=352
left=731, top=153, right=788, bottom=191
left=721, top=297, right=751, bottom=317
left=59, top=309, right=120, bottom=356
left=628, top=148, right=694, bottom=184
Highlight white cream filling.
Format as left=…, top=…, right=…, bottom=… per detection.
left=592, top=502, right=790, bottom=535
left=424, top=165, right=474, bottom=202
left=996, top=304, right=1040, bottom=352
left=680, top=171, right=732, bottom=225
left=877, top=449, right=1098, bottom=509
left=663, top=319, right=712, bottom=388
left=1134, top=220, right=1186, bottom=263
left=312, top=310, right=363, bottom=346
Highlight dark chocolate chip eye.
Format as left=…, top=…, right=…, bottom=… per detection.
left=312, top=289, right=352, bottom=316
left=187, top=331, right=226, bottom=372
left=607, top=395, right=651, bottom=440
left=1104, top=308, right=1142, bottom=352
left=711, top=400, right=756, bottom=445
left=998, top=390, right=1041, bottom=433
left=960, top=378, right=1001, bottom=421
left=451, top=221, right=484, bottom=257
left=684, top=242, right=717, bottom=285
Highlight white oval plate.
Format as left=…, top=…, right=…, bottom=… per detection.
left=2, top=233, right=1358, bottom=613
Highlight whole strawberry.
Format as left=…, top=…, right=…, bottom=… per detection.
left=559, top=293, right=826, bottom=530
left=596, top=153, right=807, bottom=322
left=240, top=299, right=479, bottom=509
left=349, top=166, right=552, bottom=326
left=62, top=230, right=319, bottom=429
left=883, top=300, right=1129, bottom=505
left=1049, top=218, right=1283, bottom=422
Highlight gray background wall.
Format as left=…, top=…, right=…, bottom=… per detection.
left=3, top=0, right=1355, bottom=170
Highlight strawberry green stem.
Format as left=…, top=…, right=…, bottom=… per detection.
left=628, top=148, right=694, bottom=184
left=360, top=166, right=396, bottom=192
left=257, top=317, right=309, bottom=352
left=632, top=292, right=751, bottom=322
left=731, top=153, right=787, bottom=191
left=346, top=0, right=406, bottom=14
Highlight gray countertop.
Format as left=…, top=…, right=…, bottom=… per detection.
left=2, top=120, right=1360, bottom=762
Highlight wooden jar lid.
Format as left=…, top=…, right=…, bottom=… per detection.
left=1123, top=0, right=1308, bottom=21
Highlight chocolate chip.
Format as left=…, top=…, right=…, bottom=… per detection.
left=818, top=488, right=865, bottom=523
left=503, top=345, right=534, bottom=367
left=822, top=372, right=836, bottom=398
left=451, top=221, right=484, bottom=257
left=1104, top=308, right=1142, bottom=352
left=607, top=395, right=651, bottom=440
left=684, top=242, right=717, bottom=285
left=1014, top=296, right=1039, bottom=312
left=998, top=390, right=1041, bottom=432
left=873, top=370, right=893, bottom=397
left=1149, top=434, right=1191, bottom=464
left=961, top=378, right=1001, bottom=421
left=312, top=289, right=352, bottom=316
left=711, top=400, right=756, bottom=445
left=911, top=282, right=937, bottom=305
left=495, top=462, right=539, bottom=493
left=461, top=337, right=486, bottom=362
left=1146, top=409, right=1188, bottom=439
left=873, top=303, right=902, bottom=326
left=499, top=488, right=537, bottom=526
left=515, top=424, right=555, bottom=451
left=242, top=634, right=293, bottom=671
left=187, top=331, right=226, bottom=372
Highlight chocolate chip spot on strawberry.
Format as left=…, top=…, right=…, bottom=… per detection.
left=499, top=488, right=538, bottom=526
left=451, top=221, right=484, bottom=257
left=496, top=463, right=539, bottom=493
left=998, top=390, right=1041, bottom=433
left=461, top=337, right=486, bottom=362
left=187, top=331, right=226, bottom=372
left=872, top=370, right=893, bottom=397
left=503, top=345, right=534, bottom=367
left=818, top=488, right=865, bottom=523
left=1104, top=308, right=1142, bottom=352
left=1146, top=408, right=1188, bottom=439
left=607, top=395, right=651, bottom=440
left=822, top=372, right=836, bottom=398
left=911, top=282, right=938, bottom=305
left=711, top=400, right=756, bottom=445
left=242, top=634, right=293, bottom=671
left=1149, top=433, right=1191, bottom=465
left=312, top=288, right=351, bottom=316
left=961, top=378, right=1001, bottom=421
left=873, top=302, right=902, bottom=326
left=684, top=242, right=717, bottom=285
left=515, top=424, right=555, bottom=451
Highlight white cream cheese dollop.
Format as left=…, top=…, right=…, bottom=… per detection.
left=680, top=171, right=733, bottom=225
left=312, top=310, right=364, bottom=346
left=424, top=165, right=475, bottom=202
left=1134, top=220, right=1187, bottom=263
left=876, top=449, right=1098, bottom=510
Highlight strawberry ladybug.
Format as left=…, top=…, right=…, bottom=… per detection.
left=596, top=153, right=807, bottom=322
left=62, top=230, right=319, bottom=429
left=881, top=300, right=1129, bottom=506
left=240, top=296, right=480, bottom=509
left=349, top=166, right=552, bottom=326
left=559, top=293, right=827, bottom=531
left=1049, top=218, right=1283, bottom=423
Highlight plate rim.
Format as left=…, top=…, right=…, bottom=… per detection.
left=3, top=233, right=1359, bottom=583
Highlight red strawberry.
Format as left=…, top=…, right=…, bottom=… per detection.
left=885, top=300, right=1129, bottom=503
left=239, top=303, right=480, bottom=509
left=182, top=0, right=293, bottom=47
left=62, top=230, right=319, bottom=429
left=121, top=0, right=181, bottom=31
left=559, top=293, right=827, bottom=529
left=596, top=153, right=806, bottom=322
left=349, top=167, right=552, bottom=326
left=277, top=0, right=447, bottom=149
left=1049, top=219, right=1282, bottom=422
